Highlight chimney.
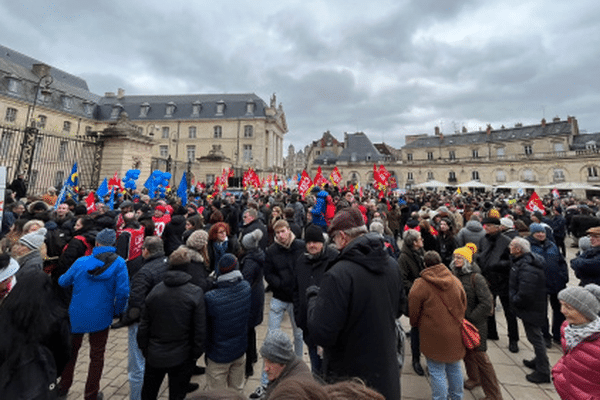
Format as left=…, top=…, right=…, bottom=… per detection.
left=105, top=92, right=116, bottom=98
left=462, top=126, right=468, bottom=133
left=32, top=63, right=51, bottom=78
left=541, top=118, right=546, bottom=127
left=515, top=122, right=523, bottom=128
left=434, top=126, right=440, bottom=135
left=486, top=124, right=492, bottom=135
left=117, top=88, right=125, bottom=99
left=553, top=116, right=560, bottom=122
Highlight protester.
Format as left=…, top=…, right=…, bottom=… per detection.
left=570, top=226, right=600, bottom=286
left=208, top=222, right=241, bottom=272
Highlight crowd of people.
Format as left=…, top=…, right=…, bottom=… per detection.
left=1, top=181, right=600, bottom=400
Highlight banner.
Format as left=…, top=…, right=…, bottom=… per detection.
left=329, top=166, right=342, bottom=186
left=177, top=172, right=188, bottom=206
left=313, top=166, right=329, bottom=187
left=298, top=170, right=313, bottom=198
left=526, top=191, right=545, bottom=215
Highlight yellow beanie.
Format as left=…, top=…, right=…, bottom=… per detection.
left=454, top=247, right=473, bottom=264
left=465, top=242, right=478, bottom=256
left=488, top=209, right=501, bottom=219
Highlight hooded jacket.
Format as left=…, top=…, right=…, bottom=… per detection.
left=58, top=246, right=129, bottom=333
left=509, top=252, right=547, bottom=326
left=409, top=263, right=467, bottom=363
left=398, top=241, right=425, bottom=295
left=527, top=235, right=568, bottom=294
left=456, top=220, right=485, bottom=248
left=241, top=247, right=266, bottom=328
left=308, top=233, right=405, bottom=400
left=571, top=246, right=600, bottom=286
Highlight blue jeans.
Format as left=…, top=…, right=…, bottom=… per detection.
left=426, top=358, right=463, bottom=400
left=128, top=323, right=145, bottom=400
left=260, top=297, right=303, bottom=386
left=307, top=345, right=322, bottom=376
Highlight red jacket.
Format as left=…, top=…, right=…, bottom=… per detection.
left=552, top=320, right=600, bottom=400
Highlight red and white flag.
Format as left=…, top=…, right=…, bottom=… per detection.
left=526, top=191, right=545, bottom=215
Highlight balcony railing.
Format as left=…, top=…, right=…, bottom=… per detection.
left=402, top=149, right=595, bottom=164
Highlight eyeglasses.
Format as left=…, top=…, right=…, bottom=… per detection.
left=217, top=230, right=227, bottom=234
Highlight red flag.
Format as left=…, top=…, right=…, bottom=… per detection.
left=329, top=166, right=342, bottom=186
left=313, top=166, right=328, bottom=187
left=526, top=191, right=545, bottom=215
left=108, top=171, right=124, bottom=192
left=298, top=170, right=313, bottom=198
left=86, top=192, right=97, bottom=214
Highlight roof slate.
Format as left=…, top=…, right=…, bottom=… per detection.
left=337, top=132, right=384, bottom=162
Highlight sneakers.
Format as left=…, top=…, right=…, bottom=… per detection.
left=508, top=341, right=519, bottom=353
left=526, top=371, right=551, bottom=384
left=523, top=358, right=536, bottom=369
left=249, top=385, right=266, bottom=399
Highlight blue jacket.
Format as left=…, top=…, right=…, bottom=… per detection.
left=310, top=190, right=329, bottom=229
left=571, top=246, right=600, bottom=286
left=527, top=236, right=568, bottom=294
left=204, top=270, right=251, bottom=363
left=59, top=246, right=129, bottom=333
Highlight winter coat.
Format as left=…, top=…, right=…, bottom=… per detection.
left=527, top=236, right=568, bottom=294
left=437, top=233, right=458, bottom=267
left=58, top=246, right=129, bottom=334
left=290, top=200, right=306, bottom=230
left=509, top=252, right=547, bottom=326
left=240, top=218, right=269, bottom=250
left=552, top=320, right=600, bottom=400
left=398, top=241, right=425, bottom=296
left=570, top=214, right=600, bottom=239
left=456, top=220, right=486, bottom=247
left=52, top=228, right=96, bottom=282
left=310, top=190, right=329, bottom=230
left=409, top=263, right=467, bottom=363
left=182, top=248, right=211, bottom=293
left=571, top=246, right=600, bottom=286
left=452, top=263, right=493, bottom=351
left=204, top=270, right=251, bottom=363
left=207, top=236, right=241, bottom=272
left=264, top=357, right=313, bottom=400
left=548, top=214, right=567, bottom=240
left=137, top=270, right=206, bottom=368
left=476, top=232, right=512, bottom=295
left=308, top=233, right=405, bottom=400
left=15, top=250, right=44, bottom=276
left=293, top=246, right=339, bottom=347
left=162, top=215, right=186, bottom=256
left=126, top=253, right=170, bottom=323
left=240, top=248, right=265, bottom=328
left=264, top=237, right=305, bottom=303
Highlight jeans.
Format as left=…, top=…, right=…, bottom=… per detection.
left=523, top=321, right=550, bottom=375
left=426, top=358, right=463, bottom=400
left=260, top=297, right=303, bottom=386
left=141, top=360, right=192, bottom=400
left=59, top=327, right=110, bottom=400
left=307, top=344, right=323, bottom=376
left=128, top=323, right=145, bottom=400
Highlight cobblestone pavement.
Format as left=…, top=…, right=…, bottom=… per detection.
left=63, top=238, right=579, bottom=399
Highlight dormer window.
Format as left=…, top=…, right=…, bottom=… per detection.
left=84, top=101, right=94, bottom=116
left=110, top=103, right=123, bottom=119
left=245, top=101, right=255, bottom=115
left=7, top=76, right=20, bottom=94
left=586, top=141, right=597, bottom=151
left=192, top=101, right=202, bottom=117
left=165, top=102, right=176, bottom=117
left=62, top=96, right=73, bottom=110
left=216, top=100, right=225, bottom=116
left=139, top=102, right=150, bottom=118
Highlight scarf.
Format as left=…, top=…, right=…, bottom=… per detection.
left=564, top=316, right=600, bottom=353
left=213, top=239, right=229, bottom=266
left=275, top=231, right=296, bottom=249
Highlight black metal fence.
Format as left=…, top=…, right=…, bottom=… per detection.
left=0, top=124, right=103, bottom=196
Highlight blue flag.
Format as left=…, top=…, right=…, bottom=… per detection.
left=177, top=172, right=188, bottom=206
left=108, top=187, right=115, bottom=210
left=97, top=178, right=109, bottom=198
left=55, top=162, right=78, bottom=209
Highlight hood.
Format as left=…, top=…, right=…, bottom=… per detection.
left=337, top=232, right=390, bottom=274
left=170, top=214, right=186, bottom=226
left=244, top=248, right=265, bottom=263
left=163, top=270, right=192, bottom=286
left=465, top=220, right=483, bottom=232
left=513, top=252, right=545, bottom=269
left=85, top=247, right=121, bottom=281
left=420, top=263, right=457, bottom=291
left=216, top=269, right=244, bottom=283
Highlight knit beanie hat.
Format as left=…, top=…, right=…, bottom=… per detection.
left=454, top=246, right=473, bottom=264
left=558, top=285, right=600, bottom=321
left=465, top=242, right=478, bottom=257
left=328, top=207, right=365, bottom=236
left=241, top=229, right=263, bottom=249
left=0, top=257, right=19, bottom=282
left=18, top=228, right=47, bottom=250
left=579, top=236, right=592, bottom=252
left=529, top=223, right=545, bottom=234
left=260, top=330, right=295, bottom=364
left=169, top=246, right=191, bottom=267
left=304, top=225, right=324, bottom=243
left=187, top=230, right=208, bottom=251
left=488, top=209, right=501, bottom=219
left=96, top=228, right=116, bottom=246
left=217, top=253, right=238, bottom=275
left=500, top=217, right=514, bottom=229
left=369, top=221, right=384, bottom=235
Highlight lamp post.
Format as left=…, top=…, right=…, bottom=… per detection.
left=14, top=73, right=53, bottom=189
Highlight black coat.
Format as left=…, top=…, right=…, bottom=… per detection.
left=264, top=238, right=305, bottom=303
left=162, top=215, right=186, bottom=256
left=126, top=253, right=170, bottom=322
left=240, top=219, right=269, bottom=250
left=476, top=232, right=512, bottom=295
left=307, top=233, right=405, bottom=400
left=571, top=246, right=600, bottom=286
left=293, top=245, right=339, bottom=347
left=137, top=270, right=206, bottom=368
left=509, top=252, right=547, bottom=326
left=207, top=236, right=241, bottom=272
left=240, top=248, right=266, bottom=328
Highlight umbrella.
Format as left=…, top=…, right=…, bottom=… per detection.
left=457, top=180, right=493, bottom=189
left=413, top=180, right=449, bottom=188
left=494, top=181, right=538, bottom=189
left=540, top=182, right=600, bottom=191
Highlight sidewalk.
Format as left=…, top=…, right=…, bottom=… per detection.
left=64, top=238, right=577, bottom=399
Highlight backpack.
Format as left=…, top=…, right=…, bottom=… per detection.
left=63, top=235, right=93, bottom=257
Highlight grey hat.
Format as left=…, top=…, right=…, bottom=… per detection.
left=18, top=228, right=47, bottom=250
left=558, top=285, right=600, bottom=321
left=579, top=236, right=592, bottom=252
left=500, top=217, right=514, bottom=229
left=187, top=230, right=208, bottom=251
left=242, top=229, right=263, bottom=250
left=96, top=228, right=116, bottom=246
left=260, top=330, right=295, bottom=364
left=0, top=257, right=19, bottom=282
left=120, top=200, right=134, bottom=210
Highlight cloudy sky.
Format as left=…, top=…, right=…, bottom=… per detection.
left=2, top=0, right=600, bottom=151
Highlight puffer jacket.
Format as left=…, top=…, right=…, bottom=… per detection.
left=527, top=236, right=568, bottom=294
left=137, top=270, right=206, bottom=368
left=241, top=248, right=265, bottom=328
left=264, top=236, right=305, bottom=303
left=398, top=241, right=425, bottom=296
left=162, top=215, right=186, bottom=256
left=456, top=220, right=485, bottom=247
left=126, top=253, right=170, bottom=322
left=204, top=270, right=251, bottom=363
left=571, top=246, right=600, bottom=286
left=552, top=320, right=600, bottom=400
left=509, top=252, right=547, bottom=326
left=477, top=232, right=512, bottom=295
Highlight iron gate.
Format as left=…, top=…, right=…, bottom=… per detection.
left=0, top=124, right=103, bottom=196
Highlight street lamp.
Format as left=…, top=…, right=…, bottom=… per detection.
left=25, top=74, right=54, bottom=130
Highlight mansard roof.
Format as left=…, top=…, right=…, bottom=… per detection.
left=313, top=150, right=338, bottom=165
left=338, top=132, right=384, bottom=162
left=97, top=93, right=268, bottom=121
left=572, top=132, right=600, bottom=150
left=403, top=120, right=574, bottom=149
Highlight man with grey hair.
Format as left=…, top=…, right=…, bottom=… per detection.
left=308, top=207, right=405, bottom=400
left=508, top=237, right=551, bottom=383
left=240, top=208, right=268, bottom=250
